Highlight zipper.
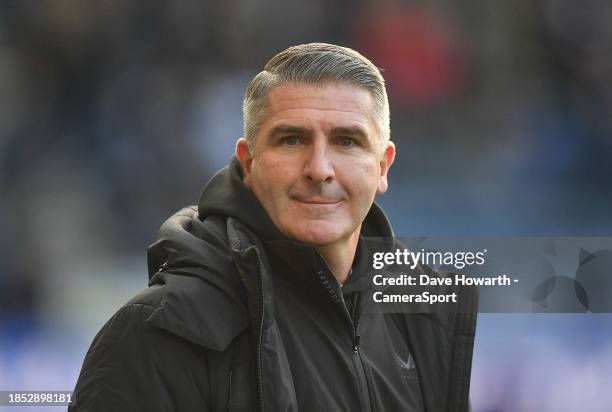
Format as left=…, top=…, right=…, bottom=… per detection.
left=348, top=293, right=370, bottom=412
left=351, top=332, right=371, bottom=412
left=319, top=270, right=372, bottom=412
left=253, top=249, right=266, bottom=412
left=234, top=246, right=266, bottom=412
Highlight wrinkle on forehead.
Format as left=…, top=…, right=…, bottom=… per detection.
left=262, top=83, right=376, bottom=133
left=270, top=82, right=371, bottom=109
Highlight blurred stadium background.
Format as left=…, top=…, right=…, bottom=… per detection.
left=1, top=1, right=611, bottom=411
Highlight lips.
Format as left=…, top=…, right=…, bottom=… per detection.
left=289, top=187, right=347, bottom=206
left=293, top=197, right=343, bottom=205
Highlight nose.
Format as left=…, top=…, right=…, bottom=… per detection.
left=303, top=139, right=334, bottom=183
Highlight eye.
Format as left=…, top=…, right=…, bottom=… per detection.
left=282, top=136, right=300, bottom=146
left=336, top=137, right=355, bottom=147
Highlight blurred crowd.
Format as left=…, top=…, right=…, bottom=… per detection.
left=1, top=1, right=611, bottom=411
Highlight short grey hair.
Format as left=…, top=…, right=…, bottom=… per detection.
left=243, top=43, right=390, bottom=152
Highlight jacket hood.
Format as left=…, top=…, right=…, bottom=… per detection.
left=145, top=208, right=249, bottom=351
left=197, top=156, right=394, bottom=241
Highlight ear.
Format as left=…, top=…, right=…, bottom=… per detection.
left=235, top=138, right=254, bottom=184
left=376, top=141, right=396, bottom=194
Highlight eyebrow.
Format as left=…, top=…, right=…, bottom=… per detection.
left=330, top=126, right=368, bottom=140
left=268, top=125, right=312, bottom=139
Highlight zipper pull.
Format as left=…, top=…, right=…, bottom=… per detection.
left=353, top=334, right=361, bottom=353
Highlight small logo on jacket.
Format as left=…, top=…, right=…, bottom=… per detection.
left=395, top=353, right=416, bottom=370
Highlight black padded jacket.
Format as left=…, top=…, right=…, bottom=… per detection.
left=70, top=158, right=477, bottom=411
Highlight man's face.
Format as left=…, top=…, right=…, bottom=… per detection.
left=236, top=83, right=395, bottom=246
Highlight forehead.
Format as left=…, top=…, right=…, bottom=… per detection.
left=260, top=82, right=376, bottom=134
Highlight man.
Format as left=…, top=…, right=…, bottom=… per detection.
left=71, top=43, right=477, bottom=411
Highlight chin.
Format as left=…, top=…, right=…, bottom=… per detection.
left=285, top=222, right=346, bottom=246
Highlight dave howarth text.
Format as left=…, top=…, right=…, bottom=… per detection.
left=373, top=274, right=512, bottom=287
left=371, top=273, right=513, bottom=305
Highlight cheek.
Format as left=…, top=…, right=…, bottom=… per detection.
left=343, top=159, right=380, bottom=192
left=256, top=153, right=286, bottom=174
left=251, top=156, right=294, bottom=196
left=264, top=152, right=304, bottom=177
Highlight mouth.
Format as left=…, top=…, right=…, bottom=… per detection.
left=292, top=197, right=344, bottom=206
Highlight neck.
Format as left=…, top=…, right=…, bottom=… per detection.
left=316, top=227, right=361, bottom=285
